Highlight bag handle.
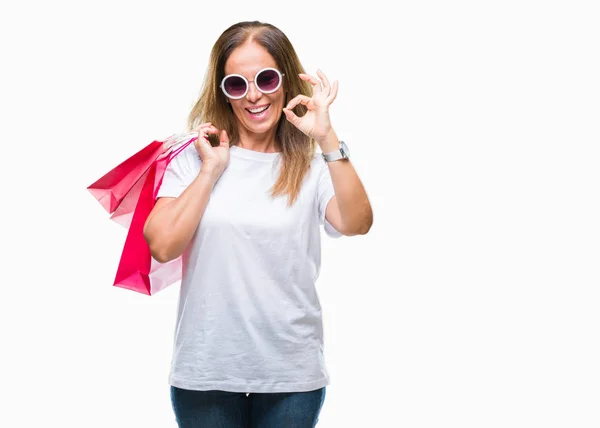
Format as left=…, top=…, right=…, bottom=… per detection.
left=169, top=135, right=197, bottom=161
left=156, top=133, right=198, bottom=161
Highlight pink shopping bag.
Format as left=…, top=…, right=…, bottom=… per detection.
left=87, top=141, right=167, bottom=215
left=113, top=136, right=196, bottom=295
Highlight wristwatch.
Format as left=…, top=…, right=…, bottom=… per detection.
left=322, top=141, right=350, bottom=162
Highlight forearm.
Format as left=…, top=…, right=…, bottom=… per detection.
left=321, top=132, right=373, bottom=235
left=144, top=167, right=220, bottom=263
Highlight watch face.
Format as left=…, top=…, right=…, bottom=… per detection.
left=340, top=141, right=350, bottom=158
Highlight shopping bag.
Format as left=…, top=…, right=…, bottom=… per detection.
left=108, top=168, right=148, bottom=228
left=113, top=136, right=196, bottom=295
left=87, top=140, right=168, bottom=215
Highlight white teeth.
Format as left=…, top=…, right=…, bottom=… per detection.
left=248, top=105, right=269, bottom=114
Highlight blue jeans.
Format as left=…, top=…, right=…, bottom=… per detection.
left=170, top=385, right=326, bottom=427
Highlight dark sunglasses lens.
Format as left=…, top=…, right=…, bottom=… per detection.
left=224, top=76, right=247, bottom=97
left=256, top=70, right=280, bottom=92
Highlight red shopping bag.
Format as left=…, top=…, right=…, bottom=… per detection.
left=113, top=137, right=196, bottom=295
left=108, top=169, right=148, bottom=228
left=87, top=140, right=169, bottom=215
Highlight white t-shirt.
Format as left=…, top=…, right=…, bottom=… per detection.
left=156, top=142, right=342, bottom=393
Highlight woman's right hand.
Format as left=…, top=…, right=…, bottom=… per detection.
left=193, top=122, right=230, bottom=176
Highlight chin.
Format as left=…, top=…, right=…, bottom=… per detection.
left=244, top=119, right=279, bottom=134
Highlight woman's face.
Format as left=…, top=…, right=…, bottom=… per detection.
left=223, top=42, right=285, bottom=139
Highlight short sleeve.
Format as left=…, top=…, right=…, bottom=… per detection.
left=156, top=143, right=201, bottom=199
left=317, top=160, right=343, bottom=238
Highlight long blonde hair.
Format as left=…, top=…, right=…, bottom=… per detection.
left=186, top=21, right=317, bottom=207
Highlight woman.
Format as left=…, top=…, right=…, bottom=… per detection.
left=144, top=21, right=373, bottom=427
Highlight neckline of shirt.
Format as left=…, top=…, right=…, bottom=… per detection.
left=230, top=145, right=282, bottom=162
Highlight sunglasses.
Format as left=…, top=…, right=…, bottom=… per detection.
left=220, top=67, right=285, bottom=100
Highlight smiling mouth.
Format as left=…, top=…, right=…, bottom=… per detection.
left=245, top=104, right=270, bottom=114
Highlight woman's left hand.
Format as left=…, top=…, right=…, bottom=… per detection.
left=283, top=69, right=338, bottom=144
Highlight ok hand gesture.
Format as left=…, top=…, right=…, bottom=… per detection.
left=282, top=69, right=339, bottom=145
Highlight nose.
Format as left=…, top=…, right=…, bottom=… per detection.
left=245, top=81, right=262, bottom=103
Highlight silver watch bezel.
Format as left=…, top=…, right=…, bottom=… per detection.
left=322, top=141, right=350, bottom=162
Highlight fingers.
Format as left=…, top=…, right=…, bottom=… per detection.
left=286, top=83, right=336, bottom=110
left=283, top=94, right=311, bottom=126
left=194, top=122, right=219, bottom=138
left=193, top=124, right=213, bottom=146
left=286, top=94, right=312, bottom=110
left=299, top=69, right=336, bottom=101
left=194, top=133, right=210, bottom=148
left=299, top=73, right=322, bottom=93
left=194, top=123, right=231, bottom=148
left=219, top=129, right=230, bottom=146
left=328, top=80, right=339, bottom=104
left=194, top=122, right=212, bottom=132
left=193, top=135, right=208, bottom=158
left=282, top=107, right=300, bottom=126
left=316, top=69, right=331, bottom=96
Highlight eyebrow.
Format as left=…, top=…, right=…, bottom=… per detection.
left=224, top=66, right=279, bottom=77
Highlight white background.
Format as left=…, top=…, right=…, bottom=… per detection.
left=1, top=0, right=599, bottom=427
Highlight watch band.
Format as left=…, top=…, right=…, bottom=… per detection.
left=322, top=141, right=349, bottom=162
